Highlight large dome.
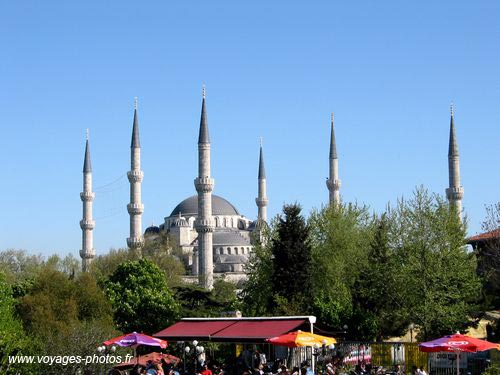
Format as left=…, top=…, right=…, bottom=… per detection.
left=169, top=195, right=240, bottom=217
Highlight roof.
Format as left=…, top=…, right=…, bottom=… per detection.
left=169, top=195, right=240, bottom=217
left=330, top=115, right=338, bottom=159
left=258, top=146, right=266, bottom=179
left=155, top=316, right=315, bottom=343
left=448, top=113, right=459, bottom=157
left=213, top=230, right=251, bottom=246
left=467, top=228, right=500, bottom=244
left=83, top=139, right=92, bottom=173
left=198, top=96, right=210, bottom=144
left=131, top=108, right=140, bottom=148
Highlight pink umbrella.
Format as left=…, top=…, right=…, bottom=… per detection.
left=104, top=332, right=168, bottom=349
left=103, top=332, right=168, bottom=366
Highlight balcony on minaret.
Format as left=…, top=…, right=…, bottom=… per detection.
left=255, top=197, right=269, bottom=207
left=446, top=186, right=464, bottom=201
left=194, top=177, right=214, bottom=192
left=127, top=203, right=144, bottom=215
left=326, top=178, right=342, bottom=191
left=80, top=219, right=95, bottom=230
left=127, top=236, right=145, bottom=249
left=80, top=191, right=95, bottom=201
left=127, top=170, right=144, bottom=183
left=195, top=218, right=215, bottom=233
left=79, top=249, right=95, bottom=259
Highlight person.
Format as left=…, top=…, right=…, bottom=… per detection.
left=418, top=366, right=427, bottom=375
left=155, top=363, right=165, bottom=375
left=393, top=364, right=403, bottom=375
left=201, top=364, right=213, bottom=375
left=280, top=364, right=290, bottom=375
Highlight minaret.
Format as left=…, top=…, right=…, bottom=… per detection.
left=80, top=131, right=96, bottom=272
left=127, top=98, right=145, bottom=253
left=255, top=139, right=269, bottom=223
left=194, top=85, right=215, bottom=289
left=326, top=113, right=341, bottom=205
left=445, top=104, right=464, bottom=220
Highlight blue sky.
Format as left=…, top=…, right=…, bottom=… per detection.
left=1, top=1, right=499, bottom=256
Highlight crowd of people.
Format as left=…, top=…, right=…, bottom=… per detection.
left=116, top=349, right=422, bottom=375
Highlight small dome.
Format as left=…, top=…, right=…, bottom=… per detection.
left=171, top=215, right=189, bottom=227
left=145, top=225, right=160, bottom=235
left=170, top=195, right=240, bottom=217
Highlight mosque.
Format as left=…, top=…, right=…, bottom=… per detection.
left=79, top=89, right=464, bottom=290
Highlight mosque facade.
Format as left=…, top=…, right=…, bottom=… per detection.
left=79, top=92, right=463, bottom=289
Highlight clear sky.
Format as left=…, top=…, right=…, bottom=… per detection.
left=1, top=1, right=499, bottom=257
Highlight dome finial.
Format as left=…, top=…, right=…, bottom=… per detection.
left=331, top=112, right=334, bottom=124
left=85, top=128, right=89, bottom=141
left=259, top=136, right=263, bottom=147
left=134, top=97, right=138, bottom=110
left=202, top=82, right=206, bottom=99
left=450, top=101, right=454, bottom=117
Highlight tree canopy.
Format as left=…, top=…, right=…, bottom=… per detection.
left=105, top=258, right=180, bottom=334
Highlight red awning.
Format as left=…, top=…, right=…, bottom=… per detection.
left=212, top=320, right=307, bottom=341
left=155, top=320, right=237, bottom=340
left=155, top=318, right=309, bottom=343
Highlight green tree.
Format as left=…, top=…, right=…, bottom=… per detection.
left=270, top=204, right=314, bottom=314
left=15, top=267, right=116, bottom=374
left=174, top=279, right=239, bottom=317
left=0, top=273, right=36, bottom=375
left=105, top=258, right=180, bottom=334
left=353, top=214, right=407, bottom=340
left=240, top=225, right=275, bottom=316
left=309, top=202, right=374, bottom=335
left=390, top=187, right=481, bottom=340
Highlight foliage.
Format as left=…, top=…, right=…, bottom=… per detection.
left=389, top=187, right=481, bottom=340
left=309, top=202, right=374, bottom=336
left=142, top=232, right=186, bottom=287
left=174, top=279, right=239, bottom=317
left=0, top=273, right=36, bottom=374
left=90, top=247, right=138, bottom=283
left=269, top=203, right=314, bottom=314
left=240, top=221, right=275, bottom=316
left=105, top=258, right=180, bottom=334
left=92, top=240, right=185, bottom=288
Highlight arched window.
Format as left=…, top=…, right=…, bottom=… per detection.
left=223, top=218, right=227, bottom=227
left=215, top=217, right=220, bottom=227
left=227, top=247, right=231, bottom=255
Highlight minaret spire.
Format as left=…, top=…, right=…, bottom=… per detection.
left=80, top=133, right=96, bottom=272
left=446, top=103, right=464, bottom=221
left=256, top=139, right=269, bottom=223
left=194, top=85, right=215, bottom=289
left=127, top=99, right=145, bottom=252
left=326, top=113, right=341, bottom=205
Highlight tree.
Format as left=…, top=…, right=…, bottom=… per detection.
left=174, top=279, right=239, bottom=317
left=240, top=223, right=275, bottom=316
left=390, top=187, right=481, bottom=340
left=0, top=273, right=35, bottom=375
left=353, top=214, right=407, bottom=340
left=105, top=258, right=180, bottom=334
left=270, top=204, right=314, bottom=314
left=308, top=202, right=374, bottom=336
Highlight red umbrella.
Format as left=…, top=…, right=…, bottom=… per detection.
left=419, top=333, right=500, bottom=375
